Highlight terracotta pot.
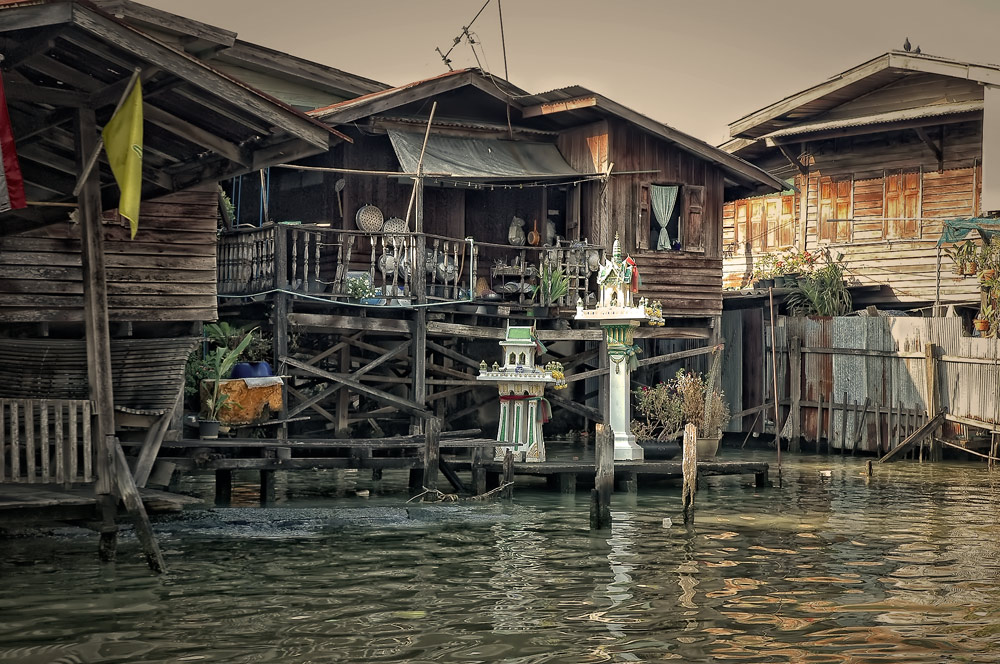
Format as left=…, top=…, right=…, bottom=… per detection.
left=974, top=318, right=990, bottom=332
left=965, top=262, right=979, bottom=276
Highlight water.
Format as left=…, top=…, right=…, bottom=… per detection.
left=4, top=451, right=1000, bottom=663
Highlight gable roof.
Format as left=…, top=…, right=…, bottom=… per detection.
left=311, top=69, right=787, bottom=193
left=729, top=50, right=1000, bottom=140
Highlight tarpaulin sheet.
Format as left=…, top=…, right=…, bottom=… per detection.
left=938, top=217, right=1000, bottom=245
left=388, top=130, right=586, bottom=180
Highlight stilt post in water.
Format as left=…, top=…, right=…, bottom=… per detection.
left=590, top=424, right=613, bottom=529
left=682, top=423, right=697, bottom=524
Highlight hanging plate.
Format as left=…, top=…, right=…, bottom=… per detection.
left=355, top=204, right=384, bottom=233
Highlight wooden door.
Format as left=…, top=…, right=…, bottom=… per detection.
left=683, top=185, right=705, bottom=252
left=818, top=178, right=834, bottom=242
left=735, top=201, right=748, bottom=247
left=750, top=199, right=765, bottom=251
left=835, top=179, right=852, bottom=241
left=766, top=198, right=780, bottom=248
left=779, top=195, right=795, bottom=247
left=885, top=170, right=920, bottom=239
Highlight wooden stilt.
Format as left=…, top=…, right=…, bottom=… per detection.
left=817, top=392, right=824, bottom=453
left=682, top=423, right=697, bottom=524
left=559, top=473, right=577, bottom=494
left=422, top=416, right=441, bottom=490
left=97, top=494, right=118, bottom=562
left=501, top=449, right=514, bottom=500
left=215, top=469, right=232, bottom=507
left=112, top=437, right=166, bottom=573
left=471, top=446, right=486, bottom=495
left=260, top=469, right=275, bottom=506
left=590, top=424, right=612, bottom=529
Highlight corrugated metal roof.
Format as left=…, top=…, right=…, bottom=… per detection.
left=763, top=100, right=983, bottom=140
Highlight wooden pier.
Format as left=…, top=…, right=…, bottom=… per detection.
left=0, top=484, right=200, bottom=526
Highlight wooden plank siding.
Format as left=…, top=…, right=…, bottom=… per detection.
left=0, top=185, right=219, bottom=322
left=599, top=120, right=726, bottom=318
left=723, top=166, right=982, bottom=304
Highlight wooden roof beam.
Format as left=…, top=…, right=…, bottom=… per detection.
left=521, top=95, right=598, bottom=119
left=4, top=79, right=85, bottom=107
left=2, top=27, right=62, bottom=68
left=0, top=2, right=72, bottom=33
left=143, top=103, right=251, bottom=167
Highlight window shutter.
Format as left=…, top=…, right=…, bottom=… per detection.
left=683, top=185, right=705, bottom=252
left=638, top=184, right=650, bottom=250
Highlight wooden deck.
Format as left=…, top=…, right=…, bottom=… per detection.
left=0, top=484, right=201, bottom=525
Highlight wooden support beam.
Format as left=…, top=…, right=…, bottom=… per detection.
left=548, top=391, right=604, bottom=424
left=286, top=384, right=337, bottom=424
left=777, top=143, right=808, bottom=176
left=143, top=103, right=250, bottom=166
left=284, top=356, right=432, bottom=420
left=422, top=416, right=440, bottom=491
left=426, top=339, right=481, bottom=371
left=566, top=343, right=723, bottom=383
left=131, top=399, right=175, bottom=488
left=286, top=343, right=408, bottom=418
left=879, top=411, right=944, bottom=463
left=112, top=437, right=166, bottom=573
left=789, top=337, right=801, bottom=453
left=913, top=126, right=943, bottom=169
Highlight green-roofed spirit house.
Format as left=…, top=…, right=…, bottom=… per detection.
left=576, top=233, right=664, bottom=461
left=478, top=326, right=566, bottom=462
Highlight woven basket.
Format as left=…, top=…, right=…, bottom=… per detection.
left=355, top=204, right=384, bottom=233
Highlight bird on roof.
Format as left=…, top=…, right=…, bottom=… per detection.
left=914, top=45, right=922, bottom=54
left=903, top=37, right=911, bottom=52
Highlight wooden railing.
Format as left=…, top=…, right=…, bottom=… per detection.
left=0, top=399, right=93, bottom=485
left=218, top=223, right=604, bottom=307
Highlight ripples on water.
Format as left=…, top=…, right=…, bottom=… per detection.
left=4, top=451, right=1000, bottom=663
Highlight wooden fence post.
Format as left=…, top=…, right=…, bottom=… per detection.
left=590, top=424, right=613, bottom=529
left=924, top=343, right=940, bottom=461
left=501, top=449, right=514, bottom=500
left=789, top=337, right=801, bottom=453
left=682, top=423, right=697, bottom=524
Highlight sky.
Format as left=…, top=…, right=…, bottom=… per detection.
left=143, top=0, right=1000, bottom=145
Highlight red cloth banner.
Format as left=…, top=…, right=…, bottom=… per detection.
left=0, top=70, right=26, bottom=213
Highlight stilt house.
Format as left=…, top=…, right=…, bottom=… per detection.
left=214, top=68, right=784, bottom=437
left=721, top=50, right=1000, bottom=310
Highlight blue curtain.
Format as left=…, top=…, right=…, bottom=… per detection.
left=650, top=185, right=679, bottom=250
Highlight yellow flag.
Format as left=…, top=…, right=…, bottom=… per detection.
left=102, top=80, right=143, bottom=238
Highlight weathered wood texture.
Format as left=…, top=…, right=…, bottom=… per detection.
left=723, top=165, right=982, bottom=303
left=0, top=399, right=92, bottom=484
left=0, top=337, right=196, bottom=413
left=0, top=185, right=219, bottom=322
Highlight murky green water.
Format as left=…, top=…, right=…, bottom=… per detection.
left=4, top=450, right=1000, bottom=663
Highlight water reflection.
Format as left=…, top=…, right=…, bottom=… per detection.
left=4, top=453, right=1000, bottom=662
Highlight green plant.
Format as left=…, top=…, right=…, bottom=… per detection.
left=345, top=276, right=375, bottom=299
left=751, top=253, right=778, bottom=282
left=631, top=370, right=730, bottom=441
left=532, top=264, right=569, bottom=306
left=202, top=331, right=254, bottom=421
left=184, top=348, right=211, bottom=402
left=785, top=263, right=852, bottom=316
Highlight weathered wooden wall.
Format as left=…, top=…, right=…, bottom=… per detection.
left=0, top=185, right=218, bottom=323
left=723, top=164, right=983, bottom=304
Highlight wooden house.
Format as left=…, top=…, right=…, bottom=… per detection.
left=0, top=0, right=339, bottom=556
left=214, top=68, right=784, bottom=439
left=720, top=50, right=1000, bottom=309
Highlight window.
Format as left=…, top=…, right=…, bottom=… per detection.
left=639, top=184, right=705, bottom=252
left=819, top=177, right=852, bottom=242
left=884, top=169, right=921, bottom=239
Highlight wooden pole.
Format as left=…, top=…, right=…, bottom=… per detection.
left=817, top=392, right=824, bottom=453
left=422, top=416, right=441, bottom=491
left=839, top=392, right=848, bottom=455
left=768, top=289, right=781, bottom=474
left=112, top=436, right=166, bottom=573
left=501, top=448, right=514, bottom=500
left=789, top=337, right=801, bottom=453
left=471, top=445, right=487, bottom=495
left=77, top=106, right=118, bottom=560
left=682, top=423, right=697, bottom=524
left=590, top=424, right=612, bottom=529
left=215, top=469, right=232, bottom=507
left=924, top=343, right=940, bottom=461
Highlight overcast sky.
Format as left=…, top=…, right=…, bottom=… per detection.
left=144, top=0, right=1000, bottom=145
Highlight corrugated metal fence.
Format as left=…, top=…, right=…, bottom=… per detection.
left=724, top=314, right=999, bottom=452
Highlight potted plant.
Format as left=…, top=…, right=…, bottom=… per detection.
left=974, top=302, right=993, bottom=334
left=751, top=254, right=777, bottom=289
left=205, top=322, right=272, bottom=378
left=345, top=275, right=375, bottom=302
left=530, top=263, right=569, bottom=316
left=199, top=330, right=254, bottom=438
left=785, top=263, right=853, bottom=317
left=631, top=369, right=730, bottom=458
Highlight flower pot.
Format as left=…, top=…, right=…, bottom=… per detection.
left=965, top=262, right=979, bottom=276
left=696, top=436, right=720, bottom=459
left=759, top=278, right=774, bottom=289
left=773, top=276, right=787, bottom=288
left=199, top=419, right=220, bottom=440
left=974, top=318, right=990, bottom=332
left=981, top=269, right=997, bottom=282
left=637, top=439, right=680, bottom=460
